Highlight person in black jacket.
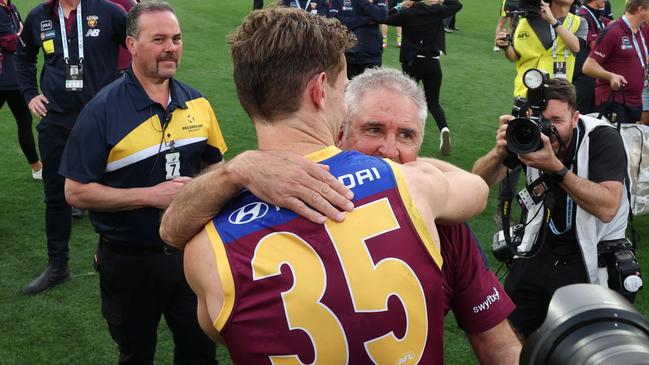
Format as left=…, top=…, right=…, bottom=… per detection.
left=16, top=0, right=126, bottom=295
left=385, top=0, right=462, bottom=156
left=329, top=0, right=388, bottom=79
left=0, top=0, right=42, bottom=179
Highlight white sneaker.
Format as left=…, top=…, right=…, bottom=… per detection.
left=440, top=127, right=451, bottom=156
left=32, top=168, right=43, bottom=180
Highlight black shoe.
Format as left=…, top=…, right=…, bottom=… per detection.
left=71, top=206, right=85, bottom=219
left=23, top=261, right=70, bottom=295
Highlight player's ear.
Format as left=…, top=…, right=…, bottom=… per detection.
left=307, top=72, right=327, bottom=111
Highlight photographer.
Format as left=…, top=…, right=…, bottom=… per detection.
left=496, top=0, right=587, bottom=97
left=384, top=0, right=463, bottom=156
left=472, top=78, right=629, bottom=338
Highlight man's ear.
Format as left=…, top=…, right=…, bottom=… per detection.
left=126, top=36, right=137, bottom=57
left=571, top=110, right=580, bottom=128
left=307, top=72, right=328, bottom=111
left=335, top=124, right=345, bottom=147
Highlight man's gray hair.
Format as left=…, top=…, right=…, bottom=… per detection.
left=344, top=67, right=428, bottom=136
left=126, top=1, right=177, bottom=38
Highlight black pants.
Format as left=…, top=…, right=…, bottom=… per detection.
left=253, top=0, right=263, bottom=9
left=573, top=75, right=596, bottom=116
left=504, top=244, right=588, bottom=338
left=402, top=57, right=448, bottom=131
left=98, top=239, right=217, bottom=365
left=347, top=61, right=381, bottom=81
left=0, top=89, right=38, bottom=164
left=37, top=122, right=72, bottom=262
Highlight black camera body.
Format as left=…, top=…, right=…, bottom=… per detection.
left=598, top=238, right=643, bottom=302
left=505, top=69, right=553, bottom=162
left=491, top=224, right=525, bottom=263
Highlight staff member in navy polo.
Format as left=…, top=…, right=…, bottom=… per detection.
left=16, top=0, right=126, bottom=295
left=329, top=0, right=388, bottom=79
left=60, top=2, right=226, bottom=363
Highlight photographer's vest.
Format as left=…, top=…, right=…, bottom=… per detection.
left=519, top=115, right=629, bottom=284
left=513, top=14, right=581, bottom=97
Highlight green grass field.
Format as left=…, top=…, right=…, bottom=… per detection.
left=0, top=0, right=647, bottom=363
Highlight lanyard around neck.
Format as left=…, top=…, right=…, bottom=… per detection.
left=57, top=1, right=84, bottom=64
left=622, top=15, right=648, bottom=70
left=550, top=14, right=574, bottom=62
left=584, top=5, right=603, bottom=31
left=548, top=125, right=580, bottom=235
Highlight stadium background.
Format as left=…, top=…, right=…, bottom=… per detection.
left=0, top=0, right=646, bottom=363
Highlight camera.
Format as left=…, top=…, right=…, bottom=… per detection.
left=505, top=68, right=554, bottom=156
left=522, top=284, right=649, bottom=365
left=491, top=224, right=525, bottom=263
left=517, top=0, right=551, bottom=17
left=598, top=238, right=643, bottom=302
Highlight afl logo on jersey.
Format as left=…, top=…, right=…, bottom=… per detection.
left=229, top=202, right=269, bottom=225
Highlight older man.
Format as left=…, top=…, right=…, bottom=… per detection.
left=161, top=67, right=519, bottom=363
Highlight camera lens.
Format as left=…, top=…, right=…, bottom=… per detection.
left=521, top=284, right=649, bottom=365
left=506, top=117, right=543, bottom=154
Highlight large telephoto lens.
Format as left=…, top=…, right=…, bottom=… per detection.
left=521, top=284, right=649, bottom=365
left=506, top=117, right=543, bottom=154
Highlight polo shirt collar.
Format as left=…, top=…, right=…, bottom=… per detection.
left=124, top=67, right=188, bottom=112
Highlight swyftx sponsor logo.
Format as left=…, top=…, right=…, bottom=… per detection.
left=472, top=287, right=501, bottom=313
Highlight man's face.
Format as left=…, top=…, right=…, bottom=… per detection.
left=128, top=11, right=183, bottom=81
left=338, top=88, right=422, bottom=163
left=541, top=99, right=579, bottom=156
left=590, top=0, right=605, bottom=9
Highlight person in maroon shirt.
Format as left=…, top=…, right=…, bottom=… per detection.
left=583, top=0, right=649, bottom=122
left=108, top=0, right=136, bottom=72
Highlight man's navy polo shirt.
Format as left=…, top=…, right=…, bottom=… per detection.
left=60, top=68, right=228, bottom=247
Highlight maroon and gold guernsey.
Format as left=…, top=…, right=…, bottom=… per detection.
left=206, top=147, right=445, bottom=364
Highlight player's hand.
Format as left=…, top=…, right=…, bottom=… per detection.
left=28, top=94, right=49, bottom=118
left=229, top=150, right=354, bottom=224
left=148, top=176, right=192, bottom=209
left=517, top=133, right=563, bottom=173
left=609, top=74, right=628, bottom=90
left=540, top=1, right=556, bottom=24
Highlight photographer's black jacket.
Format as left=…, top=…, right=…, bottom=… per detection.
left=384, top=0, right=462, bottom=63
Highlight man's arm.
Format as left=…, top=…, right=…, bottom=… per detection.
left=540, top=1, right=580, bottom=53
left=401, top=159, right=489, bottom=223
left=65, top=176, right=192, bottom=211
left=160, top=150, right=354, bottom=249
left=582, top=56, right=627, bottom=90
left=14, top=9, right=47, bottom=116
left=467, top=320, right=521, bottom=365
left=184, top=229, right=225, bottom=345
left=517, top=134, right=624, bottom=222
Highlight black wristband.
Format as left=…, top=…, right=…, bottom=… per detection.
left=552, top=20, right=562, bottom=29
left=553, top=166, right=569, bottom=183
